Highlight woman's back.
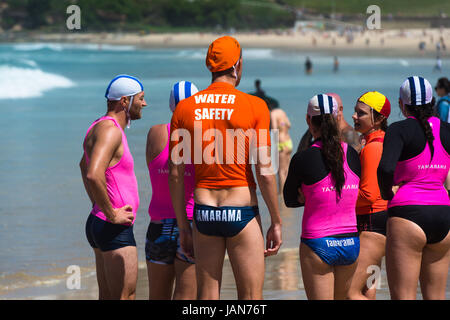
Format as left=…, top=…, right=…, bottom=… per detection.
left=378, top=116, right=450, bottom=204
left=301, top=142, right=360, bottom=238
left=284, top=141, right=361, bottom=238
left=147, top=123, right=195, bottom=220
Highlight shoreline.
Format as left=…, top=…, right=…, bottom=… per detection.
left=3, top=248, right=392, bottom=300
left=3, top=28, right=449, bottom=58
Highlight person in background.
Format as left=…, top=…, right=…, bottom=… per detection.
left=433, top=55, right=442, bottom=72
left=435, top=77, right=450, bottom=122
left=251, top=79, right=265, bottom=99
left=250, top=79, right=292, bottom=194
left=250, top=79, right=280, bottom=110
left=333, top=56, right=339, bottom=73
left=305, top=56, right=312, bottom=75
left=270, top=101, right=293, bottom=195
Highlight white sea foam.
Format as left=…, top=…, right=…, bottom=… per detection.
left=335, top=56, right=438, bottom=66
left=175, top=49, right=205, bottom=59
left=399, top=59, right=410, bottom=66
left=243, top=49, right=274, bottom=59
left=174, top=48, right=276, bottom=60
left=13, top=43, right=64, bottom=51
left=89, top=44, right=136, bottom=51
left=0, top=66, right=75, bottom=99
left=13, top=42, right=135, bottom=52
left=20, top=59, right=38, bottom=68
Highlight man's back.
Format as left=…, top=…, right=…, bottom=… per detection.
left=171, top=81, right=270, bottom=189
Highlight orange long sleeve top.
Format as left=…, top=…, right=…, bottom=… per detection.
left=356, top=130, right=388, bottom=215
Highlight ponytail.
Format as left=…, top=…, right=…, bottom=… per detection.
left=379, top=118, right=388, bottom=131
left=406, top=100, right=435, bottom=161
left=311, top=114, right=345, bottom=197
left=373, top=109, right=388, bottom=132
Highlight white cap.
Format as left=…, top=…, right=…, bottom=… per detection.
left=105, top=75, right=144, bottom=101
left=169, top=81, right=199, bottom=112
left=399, top=76, right=433, bottom=106
left=307, top=94, right=338, bottom=117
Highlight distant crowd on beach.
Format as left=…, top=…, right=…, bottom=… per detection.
left=79, top=35, right=449, bottom=301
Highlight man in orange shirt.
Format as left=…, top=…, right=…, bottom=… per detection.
left=169, top=36, right=282, bottom=300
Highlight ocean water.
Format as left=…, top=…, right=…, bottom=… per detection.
left=0, top=42, right=448, bottom=299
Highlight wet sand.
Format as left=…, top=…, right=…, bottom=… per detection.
left=26, top=203, right=445, bottom=300
left=47, top=248, right=393, bottom=300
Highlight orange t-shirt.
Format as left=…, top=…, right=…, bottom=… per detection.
left=170, top=82, right=271, bottom=189
left=356, top=129, right=388, bottom=215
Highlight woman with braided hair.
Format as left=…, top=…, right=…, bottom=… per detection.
left=378, top=76, right=450, bottom=300
left=284, top=94, right=361, bottom=300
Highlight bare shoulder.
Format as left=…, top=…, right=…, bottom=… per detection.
left=146, top=123, right=168, bottom=163
left=147, top=123, right=168, bottom=141
left=269, top=107, right=285, bottom=116
left=83, top=119, right=122, bottom=161
left=95, top=119, right=121, bottom=134
left=88, top=119, right=122, bottom=146
left=272, top=108, right=290, bottom=125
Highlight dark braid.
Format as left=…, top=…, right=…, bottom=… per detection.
left=311, top=114, right=345, bottom=197
left=373, top=110, right=388, bottom=132
left=379, top=118, right=388, bottom=132
left=405, top=101, right=435, bottom=161
left=297, top=129, right=313, bottom=153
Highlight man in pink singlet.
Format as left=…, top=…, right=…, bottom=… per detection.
left=79, top=75, right=147, bottom=300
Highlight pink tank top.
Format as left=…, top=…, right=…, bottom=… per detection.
left=389, top=116, right=450, bottom=208
left=148, top=123, right=195, bottom=220
left=301, top=142, right=359, bottom=239
left=84, top=116, right=140, bottom=224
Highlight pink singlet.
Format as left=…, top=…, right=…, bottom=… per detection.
left=148, top=123, right=195, bottom=220
left=301, top=142, right=359, bottom=239
left=84, top=116, right=140, bottom=224
left=389, top=116, right=450, bottom=208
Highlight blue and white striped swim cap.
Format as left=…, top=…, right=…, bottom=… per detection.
left=169, top=81, right=199, bottom=112
left=399, top=76, right=433, bottom=106
left=307, top=94, right=338, bottom=117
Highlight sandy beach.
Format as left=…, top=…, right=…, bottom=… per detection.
left=24, top=28, right=450, bottom=58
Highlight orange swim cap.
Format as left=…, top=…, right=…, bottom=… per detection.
left=206, top=36, right=241, bottom=72
left=358, top=91, right=391, bottom=118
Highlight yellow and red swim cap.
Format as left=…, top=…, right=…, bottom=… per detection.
left=206, top=36, right=241, bottom=72
left=358, top=91, right=391, bottom=118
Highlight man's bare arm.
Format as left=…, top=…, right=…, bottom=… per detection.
left=255, top=146, right=282, bottom=256
left=169, top=158, right=195, bottom=259
left=80, top=154, right=95, bottom=205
